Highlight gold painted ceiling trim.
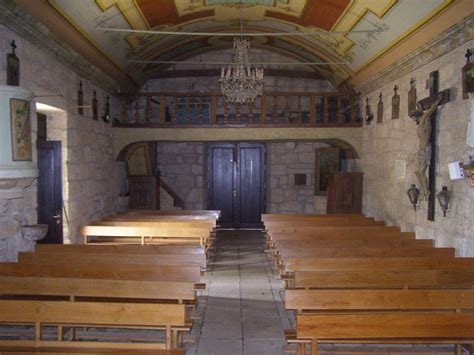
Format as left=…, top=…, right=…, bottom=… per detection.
left=350, top=0, right=471, bottom=87
left=15, top=0, right=136, bottom=89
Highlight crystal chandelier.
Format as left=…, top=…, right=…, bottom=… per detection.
left=219, top=3, right=263, bottom=104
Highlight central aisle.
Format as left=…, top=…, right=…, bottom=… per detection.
left=190, top=230, right=292, bottom=355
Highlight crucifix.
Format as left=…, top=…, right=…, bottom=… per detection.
left=409, top=71, right=452, bottom=221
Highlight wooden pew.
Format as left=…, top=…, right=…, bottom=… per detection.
left=296, top=312, right=474, bottom=355
left=284, top=256, right=474, bottom=273
left=0, top=263, right=201, bottom=283
left=286, top=289, right=474, bottom=313
left=293, top=269, right=474, bottom=289
left=264, top=219, right=385, bottom=227
left=97, top=219, right=216, bottom=228
left=278, top=246, right=455, bottom=259
left=274, top=238, right=433, bottom=249
left=126, top=209, right=220, bottom=218
left=0, top=276, right=197, bottom=304
left=262, top=213, right=367, bottom=221
left=80, top=225, right=210, bottom=246
left=35, top=244, right=205, bottom=255
left=0, top=300, right=187, bottom=352
left=267, top=226, right=404, bottom=238
left=18, top=251, right=207, bottom=269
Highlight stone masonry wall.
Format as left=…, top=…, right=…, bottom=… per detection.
left=156, top=143, right=206, bottom=210
left=0, top=24, right=123, bottom=249
left=358, top=38, right=474, bottom=256
left=267, top=142, right=330, bottom=214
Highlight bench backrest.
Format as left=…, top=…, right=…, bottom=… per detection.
left=95, top=220, right=215, bottom=229
left=264, top=220, right=384, bottom=227
left=0, top=300, right=186, bottom=327
left=267, top=226, right=402, bottom=237
left=297, top=313, right=474, bottom=340
left=18, top=252, right=206, bottom=268
left=279, top=247, right=454, bottom=258
left=35, top=244, right=205, bottom=255
left=81, top=225, right=211, bottom=238
left=126, top=209, right=220, bottom=218
left=262, top=213, right=366, bottom=221
left=274, top=239, right=432, bottom=249
left=0, top=263, right=201, bottom=282
left=294, top=269, right=474, bottom=288
left=270, top=231, right=414, bottom=242
left=286, top=289, right=474, bottom=311
left=0, top=276, right=196, bottom=301
left=284, top=257, right=474, bottom=272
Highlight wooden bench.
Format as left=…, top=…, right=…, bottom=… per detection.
left=0, top=300, right=188, bottom=351
left=35, top=244, right=205, bottom=255
left=293, top=269, right=474, bottom=289
left=296, top=312, right=474, bottom=355
left=18, top=251, right=207, bottom=269
left=80, top=225, right=211, bottom=246
left=0, top=262, right=201, bottom=283
left=0, top=276, right=197, bottom=304
left=283, top=256, right=474, bottom=273
left=125, top=210, right=220, bottom=218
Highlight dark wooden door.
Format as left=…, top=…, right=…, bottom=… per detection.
left=37, top=140, right=63, bottom=244
left=327, top=172, right=363, bottom=214
left=208, top=143, right=265, bottom=228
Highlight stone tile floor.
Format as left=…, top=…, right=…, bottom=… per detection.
left=186, top=229, right=461, bottom=355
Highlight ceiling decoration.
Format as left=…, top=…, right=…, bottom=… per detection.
left=37, top=0, right=455, bottom=89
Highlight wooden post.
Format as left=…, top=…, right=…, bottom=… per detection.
left=146, top=95, right=152, bottom=124
left=210, top=95, right=217, bottom=124
left=159, top=95, right=166, bottom=125
left=260, top=96, right=267, bottom=124
left=310, top=95, right=316, bottom=124
left=337, top=95, right=342, bottom=125
left=323, top=95, right=329, bottom=126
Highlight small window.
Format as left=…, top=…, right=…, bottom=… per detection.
left=294, top=173, right=307, bottom=186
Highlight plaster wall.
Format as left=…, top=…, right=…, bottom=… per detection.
left=358, top=40, right=474, bottom=256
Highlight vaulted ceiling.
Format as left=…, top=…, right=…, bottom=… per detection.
left=15, top=0, right=461, bottom=90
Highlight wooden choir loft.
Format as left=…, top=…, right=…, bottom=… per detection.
left=0, top=0, right=473, bottom=354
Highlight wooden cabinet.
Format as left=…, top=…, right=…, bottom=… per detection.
left=326, top=172, right=363, bottom=214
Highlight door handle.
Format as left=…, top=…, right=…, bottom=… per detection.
left=232, top=190, right=237, bottom=197
left=53, top=215, right=61, bottom=219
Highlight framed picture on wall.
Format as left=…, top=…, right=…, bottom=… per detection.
left=10, top=98, right=32, bottom=161
left=314, top=147, right=340, bottom=195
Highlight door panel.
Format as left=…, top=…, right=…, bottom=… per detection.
left=208, top=143, right=265, bottom=228
left=37, top=141, right=63, bottom=244
left=208, top=145, right=235, bottom=227
left=239, top=144, right=265, bottom=228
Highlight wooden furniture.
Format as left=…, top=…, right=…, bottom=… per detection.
left=128, top=176, right=159, bottom=210
left=326, top=172, right=363, bottom=214
left=0, top=300, right=187, bottom=351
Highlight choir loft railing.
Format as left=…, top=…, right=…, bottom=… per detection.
left=115, top=92, right=362, bottom=128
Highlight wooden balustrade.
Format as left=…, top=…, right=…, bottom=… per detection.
left=115, top=92, right=362, bottom=128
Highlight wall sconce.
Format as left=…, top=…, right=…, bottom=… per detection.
left=407, top=184, right=420, bottom=210
left=436, top=186, right=451, bottom=217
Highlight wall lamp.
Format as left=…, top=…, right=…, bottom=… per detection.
left=436, top=186, right=451, bottom=217
left=407, top=184, right=420, bottom=210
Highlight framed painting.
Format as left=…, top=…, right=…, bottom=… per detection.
left=314, top=147, right=340, bottom=195
left=10, top=98, right=32, bottom=161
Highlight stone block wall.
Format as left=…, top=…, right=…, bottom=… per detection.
left=156, top=143, right=206, bottom=210
left=267, top=142, right=330, bottom=214
left=357, top=35, right=474, bottom=256
left=0, top=24, right=123, bottom=250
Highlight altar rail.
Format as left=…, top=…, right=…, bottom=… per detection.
left=115, top=92, right=363, bottom=128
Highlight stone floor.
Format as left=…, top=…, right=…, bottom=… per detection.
left=186, top=229, right=460, bottom=355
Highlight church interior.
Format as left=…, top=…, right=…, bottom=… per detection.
left=0, top=0, right=473, bottom=353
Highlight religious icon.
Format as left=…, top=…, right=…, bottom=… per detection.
left=10, top=99, right=32, bottom=161
left=92, top=90, right=98, bottom=120
left=77, top=81, right=84, bottom=116
left=462, top=48, right=473, bottom=100
left=314, top=147, right=340, bottom=195
left=7, top=40, right=20, bottom=86
left=391, top=85, right=400, bottom=119
left=377, top=93, right=383, bottom=123
left=408, top=78, right=417, bottom=115
left=102, top=95, right=110, bottom=123
left=365, top=96, right=373, bottom=124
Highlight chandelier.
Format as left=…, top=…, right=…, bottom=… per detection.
left=219, top=3, right=263, bottom=104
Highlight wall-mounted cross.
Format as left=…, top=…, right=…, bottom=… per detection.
left=413, top=71, right=452, bottom=221
left=10, top=40, right=17, bottom=54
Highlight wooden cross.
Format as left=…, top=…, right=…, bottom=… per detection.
left=417, top=71, right=452, bottom=221
left=10, top=40, right=17, bottom=54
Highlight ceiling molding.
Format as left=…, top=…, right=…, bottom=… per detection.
left=354, top=13, right=473, bottom=95
left=13, top=0, right=137, bottom=91
left=150, top=69, right=325, bottom=80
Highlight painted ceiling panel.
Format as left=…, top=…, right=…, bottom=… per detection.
left=42, top=0, right=455, bottom=87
